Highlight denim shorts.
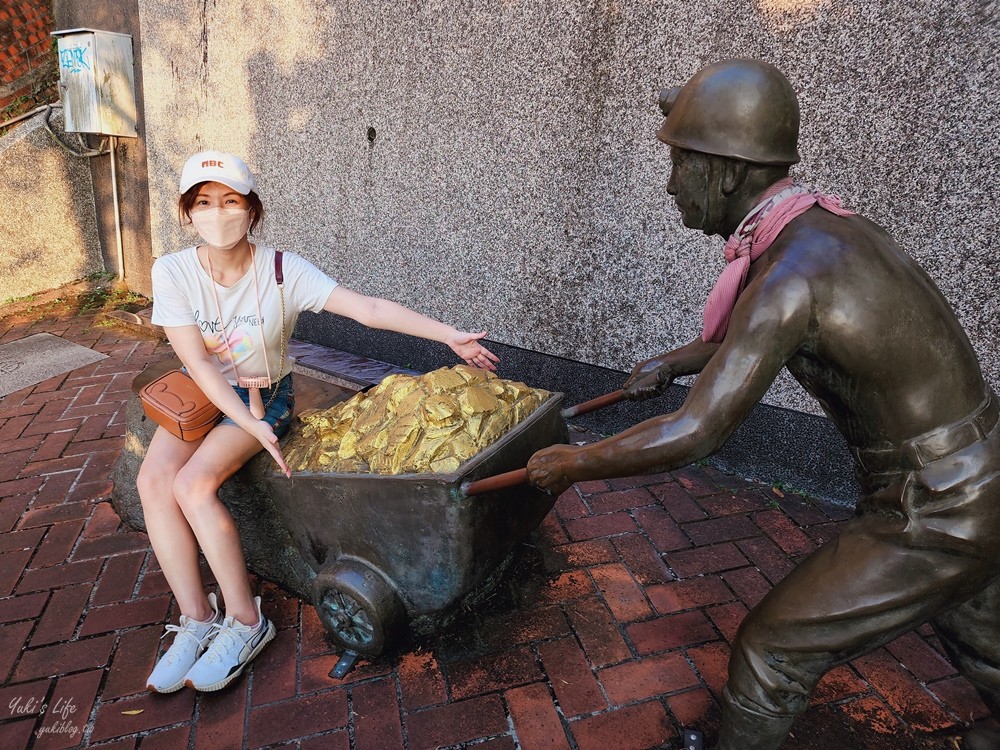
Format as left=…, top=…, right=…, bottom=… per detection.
left=219, top=373, right=295, bottom=438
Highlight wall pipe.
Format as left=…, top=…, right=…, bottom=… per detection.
left=0, top=102, right=60, bottom=131
left=109, top=135, right=125, bottom=282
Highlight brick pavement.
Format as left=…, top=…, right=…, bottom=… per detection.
left=0, top=292, right=992, bottom=749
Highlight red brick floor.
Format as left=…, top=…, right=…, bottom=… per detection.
left=0, top=294, right=993, bottom=749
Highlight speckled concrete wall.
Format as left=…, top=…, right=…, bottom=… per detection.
left=53, top=0, right=157, bottom=299
left=0, top=109, right=103, bottom=303
left=136, top=0, right=1000, bottom=417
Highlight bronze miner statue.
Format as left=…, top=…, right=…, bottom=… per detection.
left=527, top=59, right=1000, bottom=750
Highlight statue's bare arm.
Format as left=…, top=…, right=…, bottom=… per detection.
left=623, top=337, right=722, bottom=399
left=528, top=270, right=811, bottom=494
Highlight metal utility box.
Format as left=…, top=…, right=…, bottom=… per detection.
left=51, top=29, right=138, bottom=137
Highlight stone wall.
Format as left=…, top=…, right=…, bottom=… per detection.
left=134, top=1, right=1000, bottom=499
left=0, top=0, right=101, bottom=304
left=0, top=108, right=102, bottom=303
left=52, top=0, right=155, bottom=297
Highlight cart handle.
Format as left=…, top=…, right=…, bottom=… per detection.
left=461, top=389, right=625, bottom=496
left=560, top=388, right=625, bottom=418
left=462, top=467, right=530, bottom=496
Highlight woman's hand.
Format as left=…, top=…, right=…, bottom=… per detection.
left=446, top=330, right=500, bottom=372
left=246, top=419, right=291, bottom=478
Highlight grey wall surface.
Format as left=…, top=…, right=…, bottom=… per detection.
left=0, top=109, right=103, bottom=302
left=135, top=1, right=999, bottom=499
left=55, top=0, right=155, bottom=297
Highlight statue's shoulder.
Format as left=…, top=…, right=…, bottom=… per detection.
left=775, top=208, right=889, bottom=263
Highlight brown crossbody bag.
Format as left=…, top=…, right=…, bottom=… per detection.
left=139, top=251, right=285, bottom=441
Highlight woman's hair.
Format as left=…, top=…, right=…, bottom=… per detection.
left=178, top=183, right=264, bottom=235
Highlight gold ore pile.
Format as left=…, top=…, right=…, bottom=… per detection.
left=284, top=365, right=550, bottom=475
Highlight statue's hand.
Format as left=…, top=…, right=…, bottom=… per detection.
left=527, top=444, right=585, bottom=496
left=623, top=355, right=675, bottom=400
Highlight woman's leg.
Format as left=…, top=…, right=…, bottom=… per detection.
left=171, top=424, right=265, bottom=626
left=144, top=379, right=292, bottom=692
left=138, top=426, right=224, bottom=692
left=136, top=428, right=212, bottom=620
left=168, top=423, right=281, bottom=692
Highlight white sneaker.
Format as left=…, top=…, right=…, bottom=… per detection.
left=184, top=596, right=276, bottom=692
left=146, top=592, right=221, bottom=693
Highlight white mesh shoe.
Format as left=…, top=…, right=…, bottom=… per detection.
left=184, top=595, right=276, bottom=692
left=146, top=592, right=221, bottom=693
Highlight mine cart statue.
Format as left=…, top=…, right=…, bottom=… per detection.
left=114, top=364, right=567, bottom=677
left=527, top=59, right=1000, bottom=750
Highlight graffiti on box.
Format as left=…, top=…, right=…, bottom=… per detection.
left=58, top=46, right=90, bottom=74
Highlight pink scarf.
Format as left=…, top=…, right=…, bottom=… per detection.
left=701, top=178, right=854, bottom=343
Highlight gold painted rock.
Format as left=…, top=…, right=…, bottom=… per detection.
left=283, top=365, right=550, bottom=475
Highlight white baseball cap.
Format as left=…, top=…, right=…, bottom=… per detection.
left=179, top=150, right=256, bottom=195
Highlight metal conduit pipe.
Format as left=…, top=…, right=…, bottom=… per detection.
left=108, top=135, right=124, bottom=282
left=40, top=105, right=109, bottom=158
left=0, top=101, right=61, bottom=130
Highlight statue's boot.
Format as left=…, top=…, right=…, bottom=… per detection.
left=712, top=689, right=797, bottom=750
left=933, top=580, right=1000, bottom=750
left=962, top=724, right=1000, bottom=750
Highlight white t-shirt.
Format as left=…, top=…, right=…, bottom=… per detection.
left=151, top=245, right=337, bottom=384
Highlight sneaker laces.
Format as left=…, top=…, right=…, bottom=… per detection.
left=199, top=618, right=256, bottom=665
left=161, top=618, right=201, bottom=646
left=150, top=619, right=213, bottom=676
left=161, top=611, right=219, bottom=648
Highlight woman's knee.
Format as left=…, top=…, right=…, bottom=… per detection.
left=171, top=465, right=224, bottom=513
left=137, top=460, right=177, bottom=508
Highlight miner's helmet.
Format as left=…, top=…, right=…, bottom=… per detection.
left=657, top=59, right=801, bottom=165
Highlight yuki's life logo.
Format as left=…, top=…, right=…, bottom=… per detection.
left=8, top=695, right=82, bottom=739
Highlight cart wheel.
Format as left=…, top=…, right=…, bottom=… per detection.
left=312, top=560, right=404, bottom=657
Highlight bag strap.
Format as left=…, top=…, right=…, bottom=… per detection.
left=262, top=250, right=287, bottom=412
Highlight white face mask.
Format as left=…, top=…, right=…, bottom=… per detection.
left=190, top=207, right=251, bottom=250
